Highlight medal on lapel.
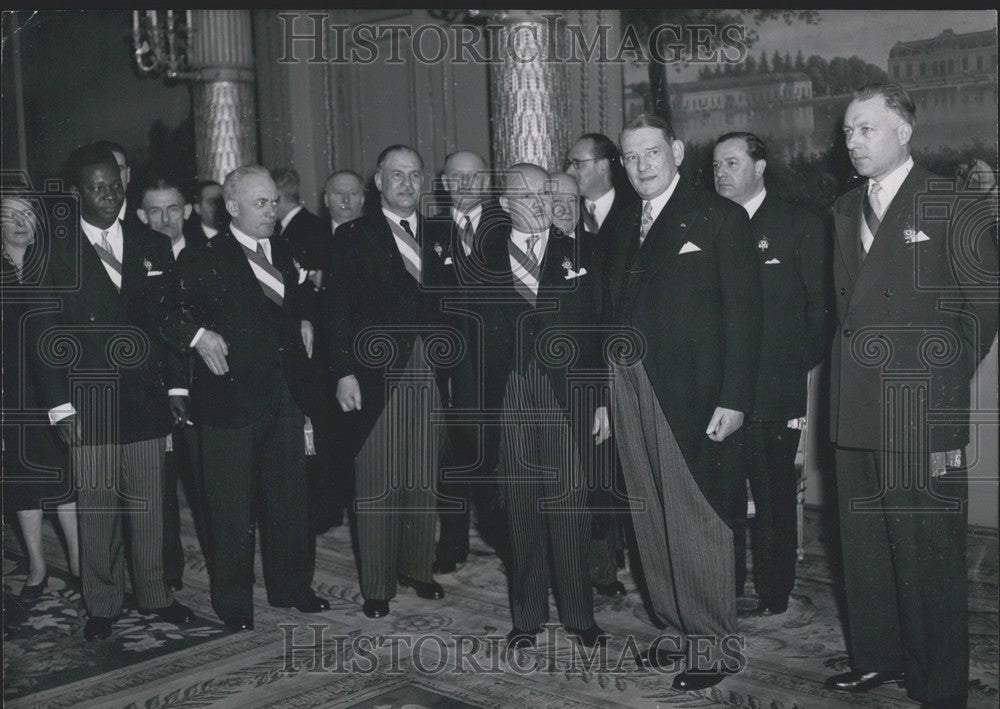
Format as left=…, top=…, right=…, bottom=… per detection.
left=757, top=235, right=769, bottom=253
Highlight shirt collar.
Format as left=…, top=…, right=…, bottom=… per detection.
left=870, top=156, right=914, bottom=206
left=231, top=223, right=266, bottom=255
left=510, top=226, right=548, bottom=254
left=743, top=187, right=767, bottom=219
left=202, top=223, right=218, bottom=239
left=451, top=203, right=483, bottom=230
left=587, top=187, right=615, bottom=217
left=280, top=205, right=303, bottom=231
left=117, top=198, right=127, bottom=222
left=80, top=217, right=123, bottom=249
left=382, top=207, right=418, bottom=231
left=644, top=173, right=681, bottom=224
left=171, top=236, right=186, bottom=258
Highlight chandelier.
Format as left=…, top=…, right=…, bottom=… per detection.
left=132, top=10, right=195, bottom=79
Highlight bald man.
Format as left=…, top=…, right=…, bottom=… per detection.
left=475, top=162, right=607, bottom=649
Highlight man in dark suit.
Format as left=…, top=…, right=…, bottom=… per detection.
left=481, top=163, right=608, bottom=650
left=35, top=144, right=197, bottom=641
left=422, top=150, right=511, bottom=573
left=604, top=114, right=762, bottom=690
left=183, top=180, right=226, bottom=246
left=323, top=144, right=448, bottom=619
left=712, top=132, right=829, bottom=615
left=323, top=170, right=366, bottom=236
left=138, top=177, right=197, bottom=590
left=566, top=132, right=635, bottom=242
left=824, top=82, right=998, bottom=707
left=272, top=167, right=327, bottom=273
left=153, top=165, right=330, bottom=631
left=95, top=140, right=143, bottom=234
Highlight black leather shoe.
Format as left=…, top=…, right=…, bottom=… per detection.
left=19, top=573, right=48, bottom=603
left=433, top=559, right=458, bottom=574
left=673, top=669, right=729, bottom=691
left=138, top=600, right=198, bottom=625
left=505, top=627, right=542, bottom=650
left=84, top=617, right=113, bottom=641
left=593, top=580, right=626, bottom=597
left=566, top=624, right=608, bottom=648
left=825, top=670, right=905, bottom=692
left=398, top=575, right=444, bottom=599
left=223, top=617, right=254, bottom=632
left=362, top=599, right=389, bottom=618
left=295, top=593, right=331, bottom=613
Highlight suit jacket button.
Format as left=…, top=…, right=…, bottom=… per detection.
left=843, top=328, right=853, bottom=337
left=883, top=288, right=893, bottom=297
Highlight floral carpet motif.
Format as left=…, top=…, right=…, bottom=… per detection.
left=3, top=507, right=997, bottom=708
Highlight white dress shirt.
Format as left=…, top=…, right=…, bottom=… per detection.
left=451, top=203, right=483, bottom=256
left=508, top=227, right=548, bottom=295
left=742, top=187, right=767, bottom=219
left=585, top=187, right=616, bottom=230
left=643, top=173, right=681, bottom=226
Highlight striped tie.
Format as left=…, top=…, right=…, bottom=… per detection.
left=389, top=217, right=422, bottom=284
left=460, top=215, right=475, bottom=255
left=239, top=238, right=284, bottom=306
left=639, top=201, right=654, bottom=244
left=509, top=234, right=541, bottom=306
left=860, top=182, right=882, bottom=259
left=93, top=229, right=122, bottom=291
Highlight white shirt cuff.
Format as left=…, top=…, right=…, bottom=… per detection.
left=190, top=327, right=206, bottom=348
left=48, top=403, right=76, bottom=425
left=168, top=389, right=189, bottom=397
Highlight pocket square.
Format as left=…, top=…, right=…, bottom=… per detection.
left=904, top=229, right=930, bottom=244
left=764, top=258, right=781, bottom=265
left=146, top=270, right=163, bottom=276
left=564, top=267, right=588, bottom=280
left=678, top=241, right=701, bottom=254
left=444, top=257, right=454, bottom=266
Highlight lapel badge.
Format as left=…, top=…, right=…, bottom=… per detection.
left=757, top=236, right=769, bottom=253
left=562, top=257, right=573, bottom=271
left=434, top=242, right=443, bottom=257
left=903, top=226, right=916, bottom=243
left=143, top=258, right=152, bottom=271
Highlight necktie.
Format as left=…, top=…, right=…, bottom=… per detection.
left=460, top=215, right=475, bottom=255
left=94, top=228, right=122, bottom=291
left=583, top=201, right=599, bottom=233
left=860, top=182, right=882, bottom=259
left=525, top=234, right=540, bottom=268
left=639, top=201, right=654, bottom=244
left=389, top=217, right=422, bottom=283
left=239, top=238, right=284, bottom=306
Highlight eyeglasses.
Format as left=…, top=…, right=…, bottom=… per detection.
left=566, top=157, right=600, bottom=170
left=621, top=148, right=666, bottom=166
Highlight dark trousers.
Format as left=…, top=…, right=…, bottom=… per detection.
left=201, top=380, right=312, bottom=621
left=835, top=447, right=968, bottom=705
left=735, top=420, right=801, bottom=606
left=499, top=362, right=594, bottom=632
left=163, top=425, right=209, bottom=584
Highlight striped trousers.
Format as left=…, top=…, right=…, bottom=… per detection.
left=612, top=362, right=737, bottom=662
left=354, top=338, right=442, bottom=601
left=73, top=437, right=172, bottom=617
left=499, top=360, right=593, bottom=632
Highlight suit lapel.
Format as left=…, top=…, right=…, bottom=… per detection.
left=835, top=187, right=863, bottom=286
left=640, top=185, right=699, bottom=274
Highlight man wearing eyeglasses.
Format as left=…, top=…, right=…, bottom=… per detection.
left=566, top=133, right=636, bottom=242
left=603, top=114, right=762, bottom=691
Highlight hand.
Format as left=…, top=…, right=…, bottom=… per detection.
left=301, top=320, right=314, bottom=359
left=336, top=375, right=362, bottom=412
left=705, top=406, right=744, bottom=442
left=592, top=406, right=611, bottom=445
left=194, top=329, right=229, bottom=375
left=169, top=395, right=188, bottom=429
left=307, top=269, right=323, bottom=290
left=56, top=414, right=83, bottom=446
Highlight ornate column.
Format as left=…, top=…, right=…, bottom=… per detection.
left=188, top=10, right=258, bottom=182
left=484, top=10, right=569, bottom=172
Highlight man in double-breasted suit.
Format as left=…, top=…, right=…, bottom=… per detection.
left=323, top=144, right=449, bottom=619
left=35, top=144, right=197, bottom=641
left=604, top=114, right=762, bottom=690
left=824, top=82, right=998, bottom=707
left=153, top=165, right=329, bottom=631
left=712, top=132, right=829, bottom=614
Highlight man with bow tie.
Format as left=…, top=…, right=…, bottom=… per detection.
left=603, top=114, right=762, bottom=690
left=152, top=165, right=330, bottom=631
left=825, top=82, right=998, bottom=707
left=323, top=145, right=450, bottom=619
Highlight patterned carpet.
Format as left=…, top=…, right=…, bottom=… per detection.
left=3, top=503, right=998, bottom=709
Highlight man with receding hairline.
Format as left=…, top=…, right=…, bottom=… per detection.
left=153, top=164, right=330, bottom=631
left=825, top=82, right=998, bottom=706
